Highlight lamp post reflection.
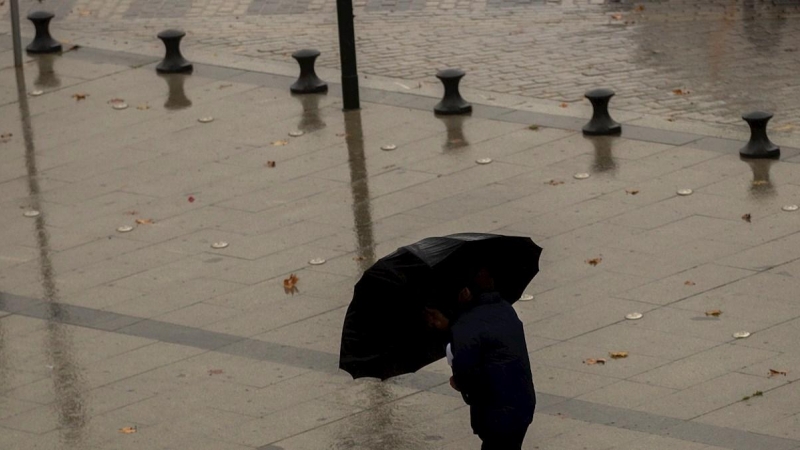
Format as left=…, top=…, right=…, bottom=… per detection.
left=15, top=67, right=87, bottom=447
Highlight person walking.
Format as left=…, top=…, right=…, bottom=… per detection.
left=427, top=268, right=536, bottom=450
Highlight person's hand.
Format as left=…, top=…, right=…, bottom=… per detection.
left=423, top=308, right=449, bottom=330
left=449, top=376, right=460, bottom=392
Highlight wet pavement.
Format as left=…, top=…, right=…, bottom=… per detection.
left=5, top=0, right=800, bottom=137
left=1, top=31, right=800, bottom=450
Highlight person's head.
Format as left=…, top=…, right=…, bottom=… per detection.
left=456, top=267, right=495, bottom=304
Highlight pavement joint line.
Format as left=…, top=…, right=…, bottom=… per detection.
left=16, top=40, right=800, bottom=161
left=2, top=290, right=800, bottom=450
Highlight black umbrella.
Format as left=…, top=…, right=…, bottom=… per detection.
left=339, top=233, right=542, bottom=380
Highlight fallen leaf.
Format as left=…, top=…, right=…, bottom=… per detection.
left=546, top=179, right=565, bottom=186
left=774, top=124, right=794, bottom=132
left=266, top=161, right=276, bottom=168
left=586, top=257, right=602, bottom=266
left=584, top=358, right=606, bottom=365
left=136, top=103, right=150, bottom=110
left=611, top=13, right=623, bottom=20
left=218, top=83, right=233, bottom=89
left=528, top=125, right=540, bottom=131
left=609, top=351, right=629, bottom=359
left=188, top=196, right=195, bottom=203
left=559, top=102, right=569, bottom=108
left=672, top=88, right=691, bottom=96
left=666, top=117, right=676, bottom=122
left=752, top=180, right=769, bottom=186
left=208, top=369, right=224, bottom=376
left=272, top=140, right=289, bottom=146
left=64, top=44, right=81, bottom=53
left=0, top=132, right=12, bottom=142
left=753, top=390, right=764, bottom=397
left=283, top=273, right=299, bottom=294
left=769, top=369, right=788, bottom=377
left=119, top=426, right=137, bottom=434
left=705, top=309, right=722, bottom=317
left=108, top=98, right=125, bottom=104
left=72, top=93, right=88, bottom=101
left=684, top=280, right=696, bottom=286
left=125, top=210, right=138, bottom=215
left=77, top=9, right=91, bottom=16
left=634, top=4, right=645, bottom=11
left=625, top=189, right=640, bottom=195
left=353, top=255, right=367, bottom=261
left=742, top=213, right=752, bottom=223
left=135, top=218, right=154, bottom=225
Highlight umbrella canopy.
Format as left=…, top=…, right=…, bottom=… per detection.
left=339, top=233, right=542, bottom=380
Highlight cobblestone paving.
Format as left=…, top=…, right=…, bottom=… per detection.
left=6, top=0, right=800, bottom=133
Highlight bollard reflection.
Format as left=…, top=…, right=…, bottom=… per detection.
left=33, top=54, right=61, bottom=89
left=436, top=114, right=469, bottom=151
left=743, top=157, right=777, bottom=199
left=159, top=73, right=192, bottom=110
left=586, top=135, right=617, bottom=174
left=295, top=93, right=327, bottom=133
left=15, top=67, right=88, bottom=447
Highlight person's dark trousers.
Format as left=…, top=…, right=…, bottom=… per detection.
left=478, top=426, right=528, bottom=450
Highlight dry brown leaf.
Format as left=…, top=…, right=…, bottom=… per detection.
left=352, top=255, right=367, bottom=261
left=546, top=179, right=565, bottom=186
left=752, top=180, right=769, bottom=186
left=742, top=213, right=752, bottom=223
left=136, top=103, right=150, bottom=110
left=125, top=210, right=138, bottom=215
left=672, top=88, right=691, bottom=96
left=584, top=358, right=606, bottom=365
left=684, top=280, right=696, bottom=286
left=218, top=84, right=233, bottom=89
left=774, top=124, right=795, bottom=132
left=266, top=161, right=276, bottom=168
left=559, top=102, right=569, bottom=108
left=77, top=9, right=91, bottom=16
left=609, top=351, right=629, bottom=359
left=108, top=98, right=125, bottom=104
left=208, top=369, right=224, bottom=376
left=283, top=274, right=299, bottom=294
left=634, top=4, right=645, bottom=12
left=72, top=93, right=88, bottom=101
left=666, top=117, right=676, bottom=122
left=528, top=125, right=540, bottom=131
left=625, top=189, right=640, bottom=195
left=768, top=369, right=788, bottom=377
left=135, top=218, right=154, bottom=225
left=119, top=426, right=137, bottom=434
left=611, top=13, right=623, bottom=20
left=272, top=140, right=289, bottom=146
left=705, top=309, right=722, bottom=317
left=586, top=257, right=602, bottom=267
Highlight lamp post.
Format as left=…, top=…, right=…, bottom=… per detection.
left=336, top=0, right=360, bottom=110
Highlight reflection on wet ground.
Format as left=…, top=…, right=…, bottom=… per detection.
left=586, top=135, right=617, bottom=174
left=33, top=54, right=61, bottom=89
left=344, top=110, right=376, bottom=275
left=15, top=66, right=88, bottom=447
left=160, top=73, right=192, bottom=110
left=296, top=93, right=327, bottom=133
left=743, top=157, right=777, bottom=198
left=436, top=115, right=469, bottom=152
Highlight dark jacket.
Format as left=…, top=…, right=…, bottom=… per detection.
left=451, top=292, right=536, bottom=435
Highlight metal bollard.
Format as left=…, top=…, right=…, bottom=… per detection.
left=740, top=111, right=780, bottom=159
left=583, top=88, right=621, bottom=135
left=156, top=29, right=193, bottom=74
left=290, top=49, right=328, bottom=94
left=434, top=69, right=472, bottom=115
left=26, top=11, right=62, bottom=54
